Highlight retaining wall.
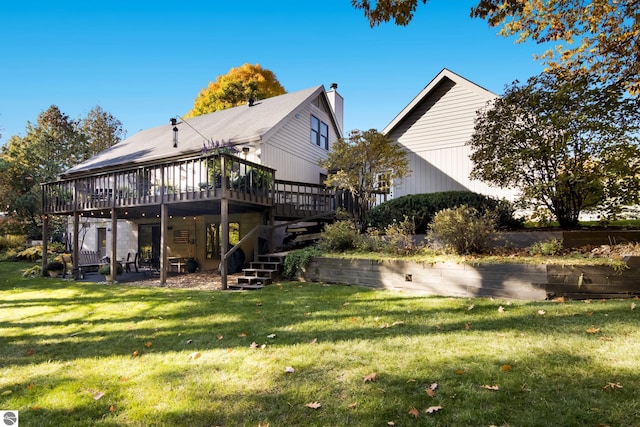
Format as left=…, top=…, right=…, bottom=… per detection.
left=297, top=257, right=640, bottom=300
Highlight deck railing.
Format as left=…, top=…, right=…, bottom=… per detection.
left=42, top=154, right=276, bottom=214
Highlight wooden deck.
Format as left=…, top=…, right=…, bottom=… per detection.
left=42, top=153, right=344, bottom=221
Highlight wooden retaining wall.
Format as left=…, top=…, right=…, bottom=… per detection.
left=297, top=257, right=640, bottom=300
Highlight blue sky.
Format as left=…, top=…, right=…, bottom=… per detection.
left=0, top=0, right=546, bottom=146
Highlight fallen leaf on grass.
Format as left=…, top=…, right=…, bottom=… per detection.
left=602, top=382, right=623, bottom=391
left=467, top=304, right=475, bottom=310
left=1, top=390, right=12, bottom=396
left=285, top=366, right=295, bottom=373
left=26, top=384, right=34, bottom=390
left=144, top=342, right=153, bottom=348
left=453, top=369, right=464, bottom=375
left=267, top=334, right=276, bottom=339
left=501, top=364, right=512, bottom=372
left=425, top=405, right=442, bottom=414
left=426, top=388, right=436, bottom=397
left=631, top=302, right=636, bottom=310
left=238, top=332, right=247, bottom=338
left=364, top=372, right=377, bottom=383
left=132, top=350, right=140, bottom=358
left=538, top=310, right=546, bottom=315
left=408, top=406, right=420, bottom=418
left=465, top=322, right=471, bottom=330
left=26, top=349, right=35, bottom=356
left=498, top=306, right=505, bottom=313
left=586, top=327, right=601, bottom=334
left=217, top=335, right=224, bottom=340
left=109, top=405, right=115, bottom=412
left=309, top=338, right=317, bottom=344
left=481, top=384, right=500, bottom=391
left=305, top=401, right=322, bottom=409
left=348, top=402, right=358, bottom=409
left=189, top=351, right=201, bottom=360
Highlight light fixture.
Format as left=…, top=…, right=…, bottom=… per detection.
left=242, top=147, right=250, bottom=159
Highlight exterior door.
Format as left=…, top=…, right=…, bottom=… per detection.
left=97, top=228, right=107, bottom=258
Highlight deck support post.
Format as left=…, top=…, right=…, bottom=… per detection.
left=42, top=215, right=49, bottom=276
left=110, top=209, right=118, bottom=281
left=220, top=155, right=229, bottom=290
left=72, top=212, right=80, bottom=277
left=160, top=203, right=168, bottom=285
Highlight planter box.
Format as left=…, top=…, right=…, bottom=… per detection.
left=297, top=256, right=640, bottom=300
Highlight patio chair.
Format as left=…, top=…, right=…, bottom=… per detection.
left=124, top=252, right=138, bottom=272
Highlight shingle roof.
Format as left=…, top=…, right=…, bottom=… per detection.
left=63, top=86, right=324, bottom=176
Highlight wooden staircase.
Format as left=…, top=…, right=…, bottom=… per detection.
left=229, top=253, right=286, bottom=290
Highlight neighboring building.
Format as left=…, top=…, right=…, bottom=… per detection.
left=383, top=68, right=515, bottom=201
left=42, top=85, right=345, bottom=286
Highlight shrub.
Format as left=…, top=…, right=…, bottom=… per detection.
left=382, top=216, right=421, bottom=256
left=0, top=234, right=27, bottom=252
left=15, top=246, right=42, bottom=262
left=48, top=241, right=66, bottom=253
left=317, top=221, right=360, bottom=252
left=22, top=264, right=42, bottom=278
left=46, top=261, right=65, bottom=272
left=282, top=247, right=322, bottom=279
left=367, top=191, right=522, bottom=234
left=528, top=239, right=564, bottom=256
left=98, top=263, right=124, bottom=276
left=427, top=205, right=496, bottom=255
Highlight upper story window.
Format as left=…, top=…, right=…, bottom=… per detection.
left=310, top=114, right=329, bottom=150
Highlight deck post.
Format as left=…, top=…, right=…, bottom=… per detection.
left=42, top=215, right=49, bottom=276
left=220, top=155, right=229, bottom=290
left=160, top=203, right=168, bottom=285
left=72, top=212, right=80, bottom=277
left=110, top=209, right=118, bottom=282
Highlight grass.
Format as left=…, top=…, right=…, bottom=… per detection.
left=1, top=261, right=639, bottom=426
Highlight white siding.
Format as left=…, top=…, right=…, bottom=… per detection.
left=260, top=95, right=337, bottom=184
left=389, top=77, right=515, bottom=200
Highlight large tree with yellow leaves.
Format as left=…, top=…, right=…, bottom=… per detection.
left=353, top=0, right=640, bottom=93
left=187, top=64, right=286, bottom=117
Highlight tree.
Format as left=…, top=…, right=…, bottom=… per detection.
left=353, top=1, right=640, bottom=94
left=468, top=72, right=640, bottom=228
left=0, top=105, right=124, bottom=238
left=319, top=129, right=411, bottom=231
left=79, top=105, right=125, bottom=159
left=187, top=64, right=286, bottom=117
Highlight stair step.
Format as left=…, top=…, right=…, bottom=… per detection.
left=249, top=261, right=282, bottom=270
left=237, top=276, right=273, bottom=286
left=258, top=255, right=286, bottom=263
left=228, top=283, right=265, bottom=290
left=242, top=268, right=279, bottom=278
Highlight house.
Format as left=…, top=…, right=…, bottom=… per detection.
left=42, top=84, right=345, bottom=287
left=382, top=68, right=515, bottom=201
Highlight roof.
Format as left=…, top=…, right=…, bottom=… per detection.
left=382, top=68, right=497, bottom=135
left=64, top=85, right=328, bottom=176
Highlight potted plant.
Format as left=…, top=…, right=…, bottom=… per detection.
left=185, top=258, right=198, bottom=273
left=98, top=263, right=124, bottom=282
left=46, top=261, right=65, bottom=278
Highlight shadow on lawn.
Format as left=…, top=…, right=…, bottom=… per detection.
left=0, top=277, right=637, bottom=369
left=13, top=346, right=640, bottom=426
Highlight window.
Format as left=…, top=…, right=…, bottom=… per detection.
left=310, top=115, right=329, bottom=150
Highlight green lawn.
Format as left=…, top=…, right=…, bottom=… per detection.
left=1, top=262, right=639, bottom=427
